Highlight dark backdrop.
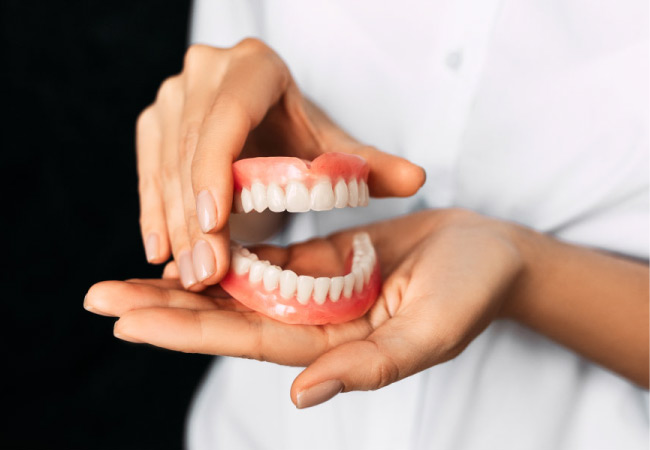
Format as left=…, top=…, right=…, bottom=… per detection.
left=3, top=2, right=212, bottom=449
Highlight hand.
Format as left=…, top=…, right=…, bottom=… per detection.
left=86, top=209, right=526, bottom=408
left=136, top=39, right=425, bottom=290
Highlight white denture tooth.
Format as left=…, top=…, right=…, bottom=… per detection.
left=347, top=180, right=359, bottom=207
left=248, top=260, right=269, bottom=284
left=359, top=260, right=372, bottom=284
left=263, top=265, right=282, bottom=291
left=266, top=183, right=286, bottom=212
left=334, top=179, right=349, bottom=208
left=231, top=253, right=252, bottom=275
left=285, top=181, right=310, bottom=212
left=296, top=275, right=315, bottom=305
left=248, top=252, right=259, bottom=261
left=329, top=276, right=344, bottom=302
left=233, top=193, right=244, bottom=213
left=310, top=180, right=335, bottom=211
left=313, top=277, right=331, bottom=305
left=279, top=270, right=298, bottom=299
left=353, top=232, right=372, bottom=252
left=353, top=267, right=364, bottom=293
left=251, top=182, right=267, bottom=212
left=343, top=273, right=355, bottom=298
left=239, top=247, right=251, bottom=257
left=359, top=180, right=369, bottom=206
left=241, top=188, right=254, bottom=213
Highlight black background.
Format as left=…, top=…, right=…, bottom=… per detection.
left=3, top=1, right=211, bottom=448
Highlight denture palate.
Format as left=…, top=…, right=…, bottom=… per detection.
left=234, top=177, right=370, bottom=213
left=230, top=232, right=376, bottom=305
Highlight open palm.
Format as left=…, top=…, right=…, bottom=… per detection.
left=86, top=210, right=523, bottom=407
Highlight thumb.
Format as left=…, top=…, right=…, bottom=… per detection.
left=290, top=314, right=436, bottom=409
left=350, top=146, right=426, bottom=198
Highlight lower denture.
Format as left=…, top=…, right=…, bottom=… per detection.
left=220, top=232, right=381, bottom=325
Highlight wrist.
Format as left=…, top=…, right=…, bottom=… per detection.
left=497, top=222, right=546, bottom=321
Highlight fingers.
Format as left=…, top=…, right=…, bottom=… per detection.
left=191, top=39, right=292, bottom=232
left=162, top=260, right=179, bottom=279
left=136, top=107, right=171, bottom=264
left=84, top=280, right=227, bottom=317
left=290, top=309, right=439, bottom=409
left=114, top=308, right=324, bottom=364
left=113, top=305, right=372, bottom=365
left=350, top=146, right=426, bottom=198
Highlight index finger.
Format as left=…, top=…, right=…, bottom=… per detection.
left=191, top=39, right=293, bottom=232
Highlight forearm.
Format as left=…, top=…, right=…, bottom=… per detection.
left=504, top=226, right=649, bottom=387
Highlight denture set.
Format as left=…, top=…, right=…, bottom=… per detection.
left=221, top=153, right=381, bottom=325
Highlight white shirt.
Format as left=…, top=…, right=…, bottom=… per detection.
left=187, top=1, right=649, bottom=449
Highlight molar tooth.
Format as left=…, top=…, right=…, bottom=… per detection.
left=329, top=276, right=344, bottom=302
left=285, top=181, right=310, bottom=212
left=241, top=188, right=254, bottom=213
left=334, top=179, right=348, bottom=208
left=343, top=273, right=355, bottom=298
left=310, top=180, right=335, bottom=211
left=263, top=265, right=282, bottom=291
left=231, top=253, right=252, bottom=275
left=347, top=180, right=359, bottom=207
left=248, top=260, right=269, bottom=284
left=358, top=180, right=369, bottom=206
left=279, top=270, right=298, bottom=299
left=296, top=275, right=315, bottom=305
left=353, top=267, right=364, bottom=293
left=313, top=277, right=331, bottom=305
left=266, top=183, right=286, bottom=212
left=239, top=247, right=251, bottom=257
left=251, top=182, right=267, bottom=212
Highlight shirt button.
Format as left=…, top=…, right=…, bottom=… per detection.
left=445, top=50, right=463, bottom=71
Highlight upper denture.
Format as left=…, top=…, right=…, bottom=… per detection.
left=232, top=153, right=370, bottom=213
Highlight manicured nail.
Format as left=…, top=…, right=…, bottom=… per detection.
left=178, top=250, right=198, bottom=288
left=114, top=331, right=144, bottom=344
left=83, top=300, right=110, bottom=317
left=196, top=190, right=217, bottom=233
left=192, top=239, right=215, bottom=281
left=144, top=233, right=159, bottom=262
left=296, top=380, right=343, bottom=409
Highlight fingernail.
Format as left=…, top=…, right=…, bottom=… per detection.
left=114, top=331, right=144, bottom=344
left=197, top=190, right=218, bottom=233
left=192, top=239, right=215, bottom=281
left=145, top=233, right=159, bottom=262
left=296, top=380, right=343, bottom=409
left=83, top=299, right=110, bottom=317
left=178, top=250, right=198, bottom=288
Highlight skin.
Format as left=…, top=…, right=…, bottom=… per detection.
left=136, top=39, right=425, bottom=289
left=101, top=39, right=649, bottom=408
left=85, top=209, right=649, bottom=408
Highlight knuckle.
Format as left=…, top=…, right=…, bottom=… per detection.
left=369, top=355, right=400, bottom=391
left=366, top=341, right=400, bottom=390
left=156, top=75, right=182, bottom=103
left=183, top=44, right=212, bottom=70
left=233, top=37, right=269, bottom=55
left=178, top=121, right=202, bottom=159
left=138, top=173, right=161, bottom=195
left=160, top=162, right=178, bottom=183
left=136, top=106, right=156, bottom=132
